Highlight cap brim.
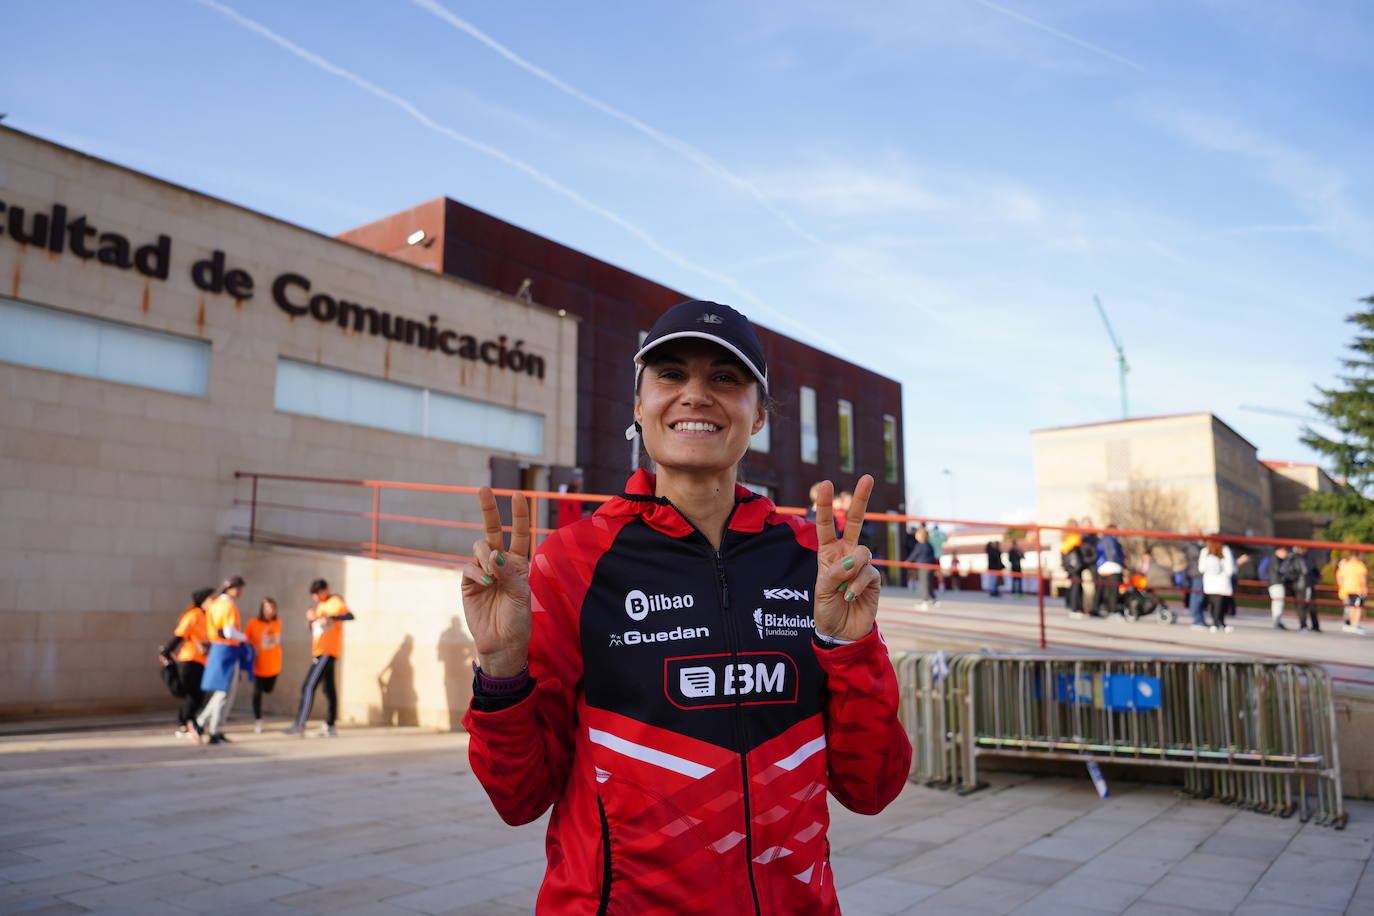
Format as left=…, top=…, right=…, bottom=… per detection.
left=633, top=330, right=768, bottom=391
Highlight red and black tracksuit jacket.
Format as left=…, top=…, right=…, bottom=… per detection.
left=464, top=470, right=912, bottom=915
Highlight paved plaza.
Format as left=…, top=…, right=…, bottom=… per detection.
left=2, top=721, right=1372, bottom=915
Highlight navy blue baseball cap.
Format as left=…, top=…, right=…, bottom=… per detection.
left=633, top=300, right=768, bottom=393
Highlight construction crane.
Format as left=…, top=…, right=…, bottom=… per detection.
left=1093, top=295, right=1128, bottom=419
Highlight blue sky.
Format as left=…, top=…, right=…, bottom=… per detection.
left=7, top=0, right=1372, bottom=522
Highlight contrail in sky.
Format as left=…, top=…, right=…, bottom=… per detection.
left=188, top=0, right=788, bottom=319
left=969, top=0, right=1146, bottom=72
left=409, top=0, right=825, bottom=247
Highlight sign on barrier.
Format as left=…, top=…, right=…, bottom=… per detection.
left=897, top=651, right=1346, bottom=828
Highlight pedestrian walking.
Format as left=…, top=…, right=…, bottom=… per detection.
left=244, top=597, right=283, bottom=733
left=460, top=299, right=910, bottom=915
left=906, top=527, right=938, bottom=609
left=1183, top=531, right=1207, bottom=629
left=1199, top=539, right=1236, bottom=633
left=1008, top=541, right=1025, bottom=596
left=1094, top=526, right=1126, bottom=618
left=929, top=523, right=948, bottom=591
left=1284, top=546, right=1320, bottom=632
left=1268, top=547, right=1290, bottom=629
left=284, top=579, right=354, bottom=737
left=1060, top=522, right=1086, bottom=617
left=196, top=576, right=249, bottom=744
left=162, top=587, right=214, bottom=742
left=985, top=540, right=1004, bottom=597
left=1338, top=551, right=1368, bottom=635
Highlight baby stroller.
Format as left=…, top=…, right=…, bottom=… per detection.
left=1121, top=572, right=1176, bottom=624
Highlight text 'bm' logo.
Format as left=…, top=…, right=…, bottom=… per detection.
left=665, top=653, right=799, bottom=709
left=625, top=589, right=695, bottom=621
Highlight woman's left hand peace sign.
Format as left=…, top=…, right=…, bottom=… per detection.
left=813, top=474, right=880, bottom=643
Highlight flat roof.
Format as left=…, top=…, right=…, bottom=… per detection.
left=1032, top=412, right=1258, bottom=450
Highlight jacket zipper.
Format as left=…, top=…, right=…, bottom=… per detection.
left=713, top=544, right=762, bottom=916
left=596, top=796, right=612, bottom=915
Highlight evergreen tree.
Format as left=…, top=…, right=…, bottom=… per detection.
left=1301, top=295, right=1374, bottom=542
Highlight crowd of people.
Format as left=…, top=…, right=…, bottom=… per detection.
left=1056, top=521, right=1370, bottom=634
left=158, top=575, right=354, bottom=743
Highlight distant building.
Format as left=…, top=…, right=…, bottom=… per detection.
left=1263, top=460, right=1339, bottom=541
left=1032, top=413, right=1273, bottom=537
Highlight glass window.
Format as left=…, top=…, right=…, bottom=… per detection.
left=800, top=386, right=818, bottom=464
left=883, top=414, right=899, bottom=483
left=0, top=296, right=208, bottom=397
left=838, top=398, right=854, bottom=473
left=275, top=358, right=544, bottom=455
left=749, top=415, right=770, bottom=453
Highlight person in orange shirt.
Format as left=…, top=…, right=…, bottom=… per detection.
left=196, top=575, right=249, bottom=745
left=284, top=578, right=354, bottom=737
left=1338, top=552, right=1368, bottom=635
left=244, top=597, right=283, bottom=734
left=161, top=587, right=214, bottom=743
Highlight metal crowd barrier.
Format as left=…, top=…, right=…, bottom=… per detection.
left=896, top=652, right=1346, bottom=828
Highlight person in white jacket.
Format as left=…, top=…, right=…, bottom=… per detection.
left=1199, top=539, right=1235, bottom=632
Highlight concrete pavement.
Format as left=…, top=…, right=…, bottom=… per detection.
left=2, top=722, right=1372, bottom=915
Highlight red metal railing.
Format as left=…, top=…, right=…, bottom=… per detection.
left=233, top=472, right=1374, bottom=656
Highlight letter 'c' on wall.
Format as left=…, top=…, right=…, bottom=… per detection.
left=272, top=272, right=310, bottom=316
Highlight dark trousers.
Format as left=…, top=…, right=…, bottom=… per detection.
left=918, top=569, right=934, bottom=602
left=1096, top=574, right=1122, bottom=615
left=1011, top=571, right=1024, bottom=594
left=1208, top=594, right=1228, bottom=628
left=252, top=675, right=278, bottom=719
left=987, top=571, right=1002, bottom=597
left=1065, top=575, right=1084, bottom=612
left=293, top=655, right=337, bottom=728
left=175, top=661, right=205, bottom=726
left=1295, top=585, right=1319, bottom=630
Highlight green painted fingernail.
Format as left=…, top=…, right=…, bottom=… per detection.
left=842, top=556, right=855, bottom=571
left=845, top=588, right=856, bottom=601
left=838, top=583, right=847, bottom=594
left=495, top=551, right=505, bottom=567
left=481, top=574, right=493, bottom=585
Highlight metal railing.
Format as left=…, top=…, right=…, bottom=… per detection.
left=897, top=651, right=1346, bottom=828
left=234, top=471, right=1374, bottom=651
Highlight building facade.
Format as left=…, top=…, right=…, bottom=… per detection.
left=338, top=198, right=907, bottom=516
left=1032, top=414, right=1274, bottom=537
left=0, top=128, right=577, bottom=717
left=1264, top=460, right=1339, bottom=541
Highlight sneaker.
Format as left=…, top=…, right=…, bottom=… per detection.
left=1070, top=611, right=1086, bottom=619
left=254, top=719, right=264, bottom=735
left=326, top=726, right=338, bottom=738
left=174, top=728, right=191, bottom=740
left=282, top=725, right=303, bottom=736
left=1208, top=626, right=1218, bottom=632
left=207, top=733, right=230, bottom=745
left=917, top=600, right=929, bottom=611
left=1222, top=625, right=1234, bottom=633
left=311, top=725, right=337, bottom=738
left=1191, top=624, right=1208, bottom=630
left=1274, top=621, right=1287, bottom=630
left=1356, top=626, right=1368, bottom=635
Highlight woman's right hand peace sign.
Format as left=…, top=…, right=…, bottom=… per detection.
left=461, top=487, right=532, bottom=678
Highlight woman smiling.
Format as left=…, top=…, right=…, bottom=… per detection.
left=461, top=299, right=911, bottom=915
